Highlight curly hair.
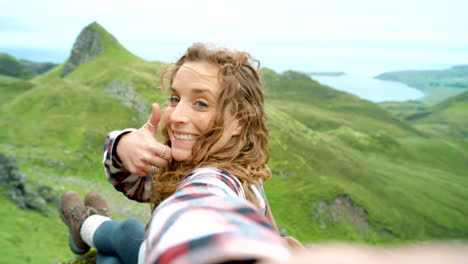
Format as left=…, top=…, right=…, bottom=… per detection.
left=151, top=43, right=271, bottom=208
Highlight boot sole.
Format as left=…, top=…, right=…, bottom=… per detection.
left=59, top=196, right=90, bottom=255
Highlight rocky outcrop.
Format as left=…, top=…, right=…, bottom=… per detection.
left=311, top=195, right=371, bottom=232
left=61, top=22, right=107, bottom=77
left=0, top=153, right=59, bottom=215
left=103, top=80, right=149, bottom=122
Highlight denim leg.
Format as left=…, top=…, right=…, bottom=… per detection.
left=96, top=253, right=123, bottom=264
left=93, top=219, right=145, bottom=264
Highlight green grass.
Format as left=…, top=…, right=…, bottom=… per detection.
left=2, top=22, right=468, bottom=263
left=378, top=100, right=431, bottom=120
left=0, top=75, right=34, bottom=105
left=264, top=104, right=468, bottom=243
left=0, top=194, right=75, bottom=264
left=379, top=91, right=468, bottom=137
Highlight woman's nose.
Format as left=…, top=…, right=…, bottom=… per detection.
left=170, top=102, right=190, bottom=124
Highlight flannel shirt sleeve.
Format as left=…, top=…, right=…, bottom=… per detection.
left=143, top=167, right=291, bottom=264
left=103, top=129, right=152, bottom=203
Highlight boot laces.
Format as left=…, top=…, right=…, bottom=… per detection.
left=68, top=206, right=87, bottom=223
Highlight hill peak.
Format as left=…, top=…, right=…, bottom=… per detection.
left=61, top=22, right=125, bottom=77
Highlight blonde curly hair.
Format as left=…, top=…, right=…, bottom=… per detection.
left=151, top=43, right=271, bottom=208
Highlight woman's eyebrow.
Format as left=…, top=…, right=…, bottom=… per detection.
left=192, top=88, right=214, bottom=96
left=171, top=87, right=212, bottom=93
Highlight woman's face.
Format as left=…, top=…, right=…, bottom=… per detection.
left=164, top=61, right=242, bottom=161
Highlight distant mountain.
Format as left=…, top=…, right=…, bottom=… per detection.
left=0, top=53, right=33, bottom=79
left=307, top=71, right=346, bottom=76
left=375, top=65, right=468, bottom=104
left=1, top=22, right=467, bottom=264
left=60, top=22, right=135, bottom=77
left=20, top=59, right=57, bottom=75
left=0, top=53, right=57, bottom=79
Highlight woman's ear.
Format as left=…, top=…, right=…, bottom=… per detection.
left=232, top=119, right=243, bottom=136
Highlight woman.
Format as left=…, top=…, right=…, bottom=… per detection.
left=60, top=43, right=293, bottom=264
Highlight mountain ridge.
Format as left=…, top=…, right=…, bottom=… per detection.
left=61, top=22, right=138, bottom=77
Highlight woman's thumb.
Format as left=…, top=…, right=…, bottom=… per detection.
left=145, top=103, right=161, bottom=135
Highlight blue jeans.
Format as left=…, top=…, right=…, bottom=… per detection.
left=93, top=218, right=145, bottom=264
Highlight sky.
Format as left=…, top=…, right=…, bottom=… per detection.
left=1, top=0, right=468, bottom=100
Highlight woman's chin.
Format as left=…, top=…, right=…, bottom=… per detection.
left=171, top=149, right=191, bottom=162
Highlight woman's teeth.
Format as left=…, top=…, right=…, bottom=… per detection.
left=174, top=133, right=197, bottom=141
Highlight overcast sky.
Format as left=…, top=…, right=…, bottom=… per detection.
left=1, top=0, right=467, bottom=72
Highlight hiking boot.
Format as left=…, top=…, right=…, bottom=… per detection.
left=84, top=192, right=111, bottom=218
left=59, top=191, right=90, bottom=255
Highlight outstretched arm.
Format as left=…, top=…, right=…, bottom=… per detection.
left=143, top=167, right=291, bottom=264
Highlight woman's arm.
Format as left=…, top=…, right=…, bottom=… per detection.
left=103, top=129, right=152, bottom=202
left=142, top=167, right=291, bottom=263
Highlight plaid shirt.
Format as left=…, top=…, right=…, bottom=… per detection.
left=103, top=130, right=268, bottom=215
left=103, top=129, right=151, bottom=202
left=141, top=167, right=291, bottom=264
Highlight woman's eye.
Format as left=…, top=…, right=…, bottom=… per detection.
left=195, top=100, right=209, bottom=108
left=169, top=96, right=179, bottom=105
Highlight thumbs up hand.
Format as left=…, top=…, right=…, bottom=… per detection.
left=116, top=103, right=172, bottom=177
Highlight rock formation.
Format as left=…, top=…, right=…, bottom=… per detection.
left=0, top=153, right=58, bottom=215
left=61, top=22, right=116, bottom=77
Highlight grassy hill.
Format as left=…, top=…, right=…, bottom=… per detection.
left=0, top=75, right=34, bottom=105
left=380, top=91, right=468, bottom=137
left=375, top=65, right=468, bottom=104
left=262, top=69, right=423, bottom=137
left=0, top=53, right=33, bottom=79
left=378, top=101, right=431, bottom=120
left=0, top=52, right=56, bottom=79
left=1, top=22, right=467, bottom=263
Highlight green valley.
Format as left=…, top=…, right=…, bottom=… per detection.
left=1, top=22, right=467, bottom=263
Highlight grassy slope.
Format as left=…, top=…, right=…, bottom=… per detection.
left=411, top=91, right=468, bottom=137
left=0, top=194, right=74, bottom=263
left=262, top=69, right=422, bottom=137
left=379, top=91, right=468, bottom=137
left=0, top=75, right=34, bottom=105
left=375, top=65, right=468, bottom=104
left=262, top=71, right=468, bottom=243
left=379, top=101, right=431, bottom=120
left=1, top=23, right=468, bottom=263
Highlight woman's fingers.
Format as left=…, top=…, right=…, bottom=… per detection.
left=146, top=143, right=172, bottom=161
left=116, top=115, right=172, bottom=177
left=159, top=145, right=172, bottom=161
left=147, top=156, right=168, bottom=169
left=127, top=144, right=171, bottom=177
left=138, top=144, right=171, bottom=175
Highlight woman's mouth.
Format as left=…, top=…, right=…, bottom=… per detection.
left=173, top=133, right=197, bottom=142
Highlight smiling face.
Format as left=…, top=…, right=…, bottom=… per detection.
left=164, top=61, right=242, bottom=161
